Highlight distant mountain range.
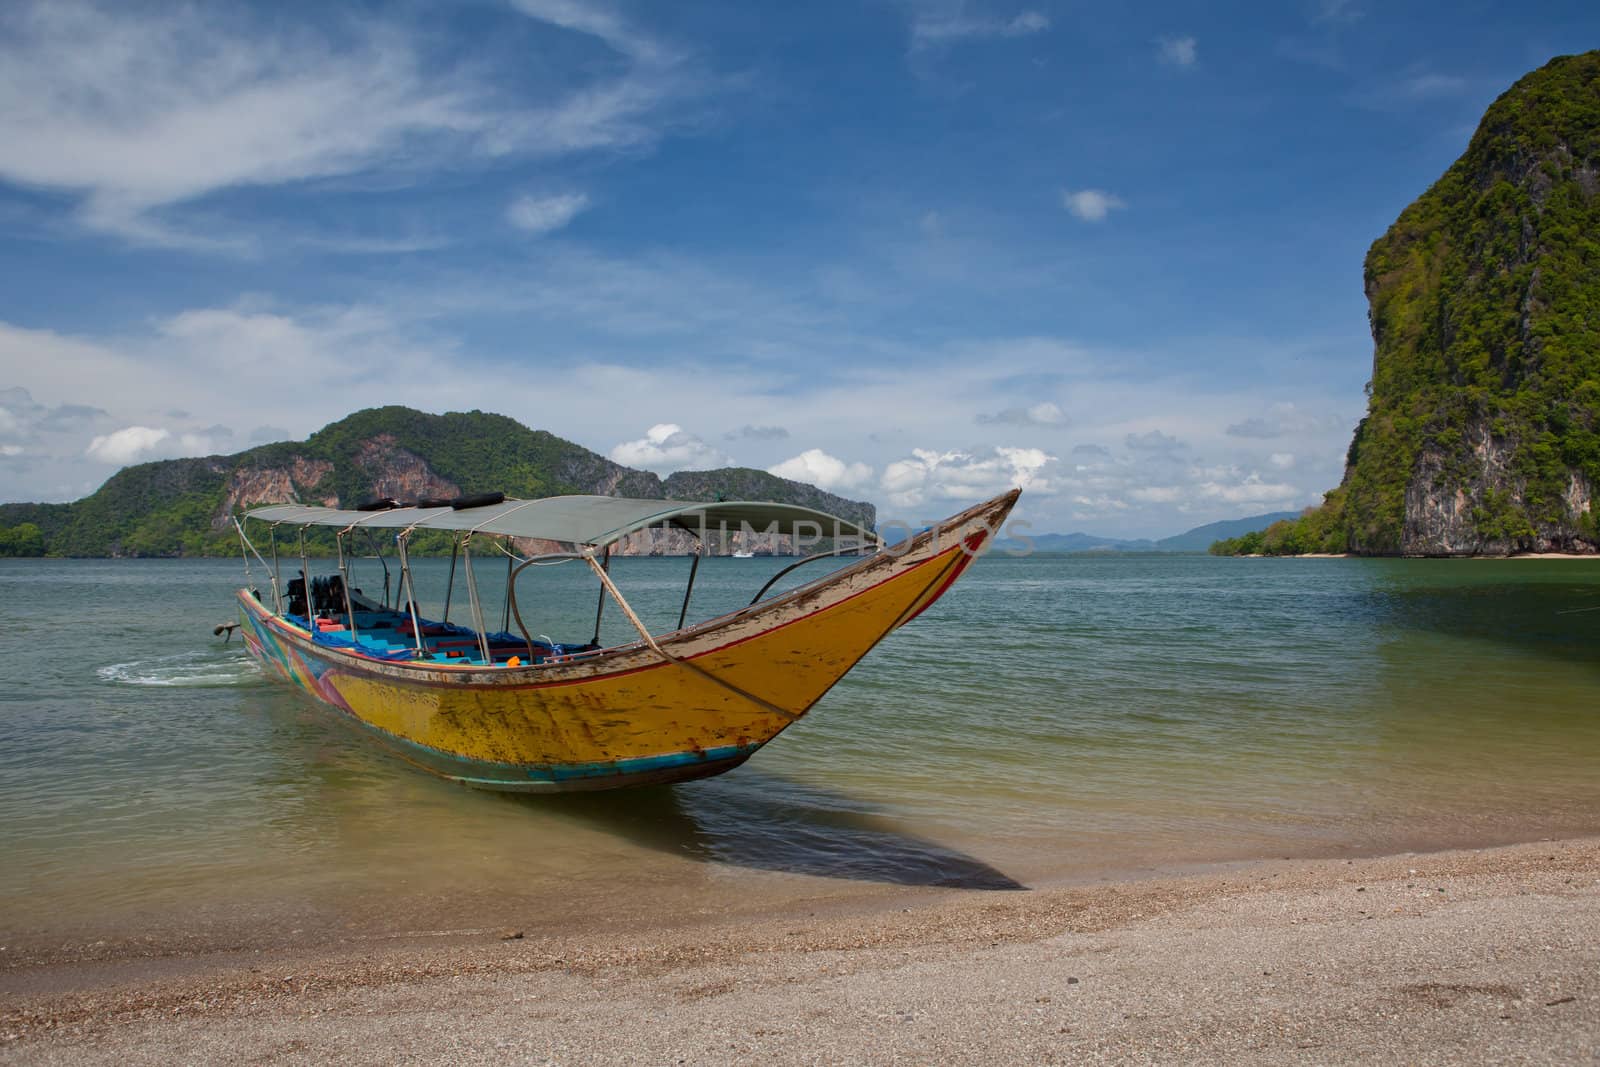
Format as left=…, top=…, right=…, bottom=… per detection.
left=995, top=512, right=1302, bottom=555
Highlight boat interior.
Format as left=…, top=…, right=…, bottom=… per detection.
left=237, top=493, right=884, bottom=670
left=276, top=573, right=598, bottom=667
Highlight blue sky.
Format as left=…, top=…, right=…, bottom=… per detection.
left=0, top=0, right=1594, bottom=537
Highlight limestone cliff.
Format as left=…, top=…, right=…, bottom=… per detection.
left=1235, top=52, right=1600, bottom=557
left=1344, top=51, right=1600, bottom=555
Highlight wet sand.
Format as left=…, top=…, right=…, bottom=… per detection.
left=3, top=837, right=1596, bottom=1064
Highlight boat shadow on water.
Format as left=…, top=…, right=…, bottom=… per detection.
left=499, top=773, right=1026, bottom=892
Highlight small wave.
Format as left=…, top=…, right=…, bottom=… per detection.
left=97, top=650, right=263, bottom=688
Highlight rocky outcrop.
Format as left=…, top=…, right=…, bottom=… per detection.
left=1404, top=418, right=1595, bottom=554
left=354, top=436, right=459, bottom=503
left=218, top=459, right=335, bottom=518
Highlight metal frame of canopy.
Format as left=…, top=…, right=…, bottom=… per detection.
left=233, top=496, right=883, bottom=666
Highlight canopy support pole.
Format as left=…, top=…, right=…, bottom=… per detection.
left=442, top=537, right=460, bottom=624
left=233, top=518, right=283, bottom=614
left=591, top=545, right=610, bottom=646
left=298, top=527, right=311, bottom=628
left=336, top=530, right=360, bottom=644
left=676, top=540, right=702, bottom=631
left=461, top=536, right=492, bottom=664
left=268, top=524, right=284, bottom=614
left=502, top=551, right=514, bottom=634
left=360, top=527, right=391, bottom=609
left=398, top=533, right=424, bottom=657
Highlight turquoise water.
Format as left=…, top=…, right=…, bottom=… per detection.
left=1, top=554, right=1597, bottom=948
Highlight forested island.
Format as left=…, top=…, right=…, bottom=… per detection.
left=0, top=407, right=874, bottom=558
left=1215, top=52, right=1600, bottom=557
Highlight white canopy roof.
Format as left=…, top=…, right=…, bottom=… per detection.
left=245, top=495, right=878, bottom=549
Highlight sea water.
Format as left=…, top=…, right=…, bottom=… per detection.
left=1, top=554, right=1597, bottom=949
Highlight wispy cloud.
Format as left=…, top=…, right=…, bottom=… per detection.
left=1226, top=402, right=1347, bottom=439
left=1061, top=188, right=1125, bottom=222
left=1157, top=35, right=1198, bottom=68
left=507, top=193, right=592, bottom=235
left=0, top=1, right=700, bottom=247
left=726, top=424, right=789, bottom=441
left=908, top=4, right=1050, bottom=53
left=1354, top=70, right=1472, bottom=110
left=507, top=0, right=680, bottom=66
left=1125, top=429, right=1185, bottom=453
left=1395, top=73, right=1469, bottom=99
left=976, top=401, right=1067, bottom=427
left=1311, top=0, right=1363, bottom=25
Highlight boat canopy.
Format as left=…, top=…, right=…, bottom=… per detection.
left=245, top=496, right=880, bottom=550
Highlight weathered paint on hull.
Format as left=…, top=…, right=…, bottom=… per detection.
left=239, top=490, right=1018, bottom=791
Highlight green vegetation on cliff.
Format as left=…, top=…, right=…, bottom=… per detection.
left=0, top=408, right=875, bottom=557
left=1217, top=52, right=1600, bottom=556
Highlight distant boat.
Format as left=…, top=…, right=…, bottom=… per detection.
left=232, top=489, right=1019, bottom=792
left=731, top=549, right=755, bottom=558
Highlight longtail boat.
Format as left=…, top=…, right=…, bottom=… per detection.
left=232, top=488, right=1019, bottom=792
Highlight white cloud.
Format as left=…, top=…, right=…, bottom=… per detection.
left=0, top=1, right=694, bottom=244
left=1062, top=188, right=1125, bottom=222
left=1158, top=35, right=1198, bottom=68
left=976, top=401, right=1066, bottom=427
left=768, top=449, right=874, bottom=492
left=83, top=424, right=232, bottom=465
left=1269, top=452, right=1296, bottom=469
left=881, top=446, right=1054, bottom=510
left=609, top=423, right=730, bottom=473
left=1125, top=429, right=1184, bottom=452
left=909, top=6, right=1050, bottom=52
left=507, top=193, right=591, bottom=235
left=0, top=285, right=1358, bottom=536
left=1196, top=472, right=1300, bottom=505
left=85, top=426, right=170, bottom=465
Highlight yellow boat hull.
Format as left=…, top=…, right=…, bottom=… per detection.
left=239, top=490, right=1018, bottom=790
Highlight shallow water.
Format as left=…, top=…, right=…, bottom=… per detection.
left=1, top=554, right=1596, bottom=945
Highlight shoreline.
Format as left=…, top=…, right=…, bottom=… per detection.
left=5, top=835, right=1596, bottom=1063
left=1238, top=551, right=1597, bottom=559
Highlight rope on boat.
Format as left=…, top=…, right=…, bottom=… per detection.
left=582, top=551, right=805, bottom=723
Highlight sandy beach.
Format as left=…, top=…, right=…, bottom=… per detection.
left=3, top=836, right=1595, bottom=1065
